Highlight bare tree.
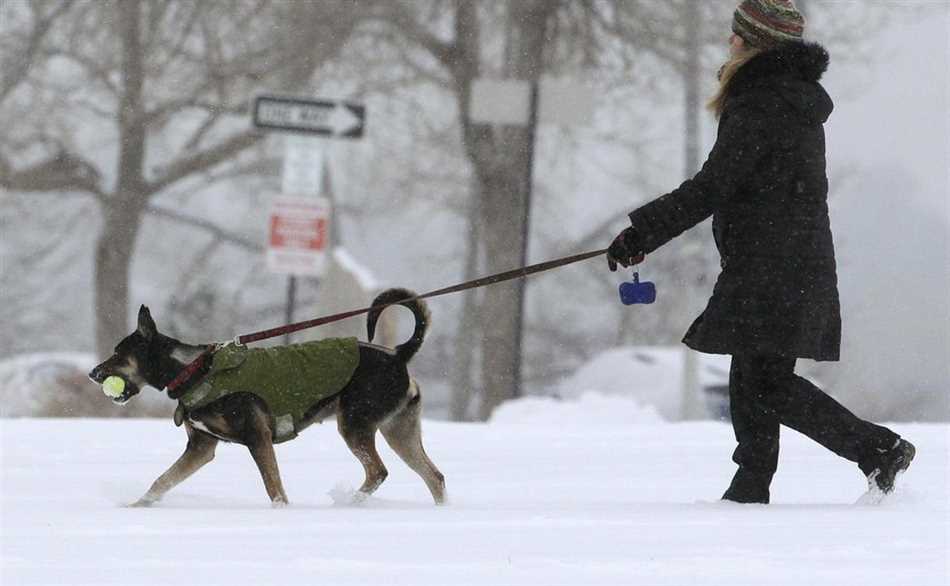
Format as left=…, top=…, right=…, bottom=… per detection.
left=0, top=0, right=364, bottom=357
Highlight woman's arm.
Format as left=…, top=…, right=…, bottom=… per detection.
left=628, top=104, right=774, bottom=254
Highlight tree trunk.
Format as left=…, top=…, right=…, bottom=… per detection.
left=94, top=203, right=145, bottom=357
left=95, top=0, right=147, bottom=358
left=476, top=167, right=530, bottom=420
left=473, top=1, right=552, bottom=420
left=449, top=178, right=482, bottom=421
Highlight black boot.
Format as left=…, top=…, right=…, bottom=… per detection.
left=722, top=468, right=772, bottom=504
left=859, top=438, right=915, bottom=501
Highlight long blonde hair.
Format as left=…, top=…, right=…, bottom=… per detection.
left=706, top=46, right=763, bottom=118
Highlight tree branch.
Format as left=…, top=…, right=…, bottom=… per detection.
left=146, top=130, right=264, bottom=195
left=0, top=149, right=103, bottom=198
left=145, top=204, right=263, bottom=252
left=366, top=1, right=460, bottom=70
left=0, top=0, right=76, bottom=104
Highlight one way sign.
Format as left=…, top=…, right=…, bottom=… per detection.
left=253, top=95, right=365, bottom=138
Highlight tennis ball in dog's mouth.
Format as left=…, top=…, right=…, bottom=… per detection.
left=102, top=376, right=126, bottom=398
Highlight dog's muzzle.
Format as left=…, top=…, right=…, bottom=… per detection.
left=87, top=366, right=107, bottom=385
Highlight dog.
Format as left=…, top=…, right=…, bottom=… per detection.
left=88, top=288, right=445, bottom=507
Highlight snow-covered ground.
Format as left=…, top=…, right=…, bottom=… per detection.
left=2, top=400, right=947, bottom=586
left=0, top=352, right=96, bottom=417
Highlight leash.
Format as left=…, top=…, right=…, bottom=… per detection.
left=164, top=247, right=607, bottom=394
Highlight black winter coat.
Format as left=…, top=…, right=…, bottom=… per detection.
left=629, top=42, right=841, bottom=361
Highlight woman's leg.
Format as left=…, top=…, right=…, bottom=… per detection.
left=729, top=354, right=783, bottom=473
left=722, top=354, right=785, bottom=503
left=750, top=357, right=899, bottom=469
left=724, top=353, right=909, bottom=502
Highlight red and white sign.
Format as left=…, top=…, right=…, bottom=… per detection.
left=266, top=195, right=331, bottom=276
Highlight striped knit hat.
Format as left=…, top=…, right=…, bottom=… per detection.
left=732, top=0, right=805, bottom=48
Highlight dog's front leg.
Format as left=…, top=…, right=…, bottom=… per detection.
left=131, top=424, right=218, bottom=507
left=246, top=408, right=289, bottom=507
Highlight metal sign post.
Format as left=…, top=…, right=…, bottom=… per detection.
left=253, top=95, right=365, bottom=343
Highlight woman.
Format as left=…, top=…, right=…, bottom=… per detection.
left=606, top=0, right=914, bottom=504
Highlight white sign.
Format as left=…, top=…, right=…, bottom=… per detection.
left=254, top=95, right=365, bottom=138
left=469, top=76, right=594, bottom=127
left=469, top=79, right=531, bottom=125
left=282, top=136, right=325, bottom=195
left=266, top=195, right=331, bottom=276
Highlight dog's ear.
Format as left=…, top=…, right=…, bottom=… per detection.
left=137, top=305, right=157, bottom=339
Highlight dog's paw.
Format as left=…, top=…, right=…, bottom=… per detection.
left=328, top=483, right=369, bottom=507
left=127, top=498, right=156, bottom=508
left=271, top=498, right=289, bottom=509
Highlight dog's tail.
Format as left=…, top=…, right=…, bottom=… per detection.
left=367, top=288, right=430, bottom=364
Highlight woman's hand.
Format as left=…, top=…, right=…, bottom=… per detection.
left=607, top=226, right=645, bottom=271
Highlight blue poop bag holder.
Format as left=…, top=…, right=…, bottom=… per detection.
left=619, top=270, right=656, bottom=304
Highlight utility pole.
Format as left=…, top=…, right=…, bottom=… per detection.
left=681, top=1, right=705, bottom=420
left=511, top=80, right=540, bottom=399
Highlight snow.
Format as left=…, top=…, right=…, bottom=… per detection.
left=490, top=392, right=664, bottom=425
left=2, top=415, right=947, bottom=585
left=557, top=347, right=732, bottom=420
left=0, top=352, right=95, bottom=417
left=0, top=352, right=171, bottom=418
left=332, top=247, right=379, bottom=292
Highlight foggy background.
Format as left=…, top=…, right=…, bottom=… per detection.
left=1, top=0, right=947, bottom=422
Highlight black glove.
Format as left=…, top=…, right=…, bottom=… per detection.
left=607, top=226, right=644, bottom=272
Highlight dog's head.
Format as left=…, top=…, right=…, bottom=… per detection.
left=88, top=305, right=163, bottom=405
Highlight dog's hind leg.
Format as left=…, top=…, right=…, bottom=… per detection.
left=380, top=384, right=446, bottom=505
left=338, top=418, right=388, bottom=499
left=246, top=407, right=289, bottom=507
left=131, top=424, right=218, bottom=507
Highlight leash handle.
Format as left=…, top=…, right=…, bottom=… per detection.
left=238, top=247, right=608, bottom=345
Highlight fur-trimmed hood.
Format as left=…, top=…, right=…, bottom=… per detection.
left=728, top=41, right=833, bottom=124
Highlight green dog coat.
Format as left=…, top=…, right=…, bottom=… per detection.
left=175, top=338, right=359, bottom=443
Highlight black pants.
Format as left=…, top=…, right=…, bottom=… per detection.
left=729, top=354, right=899, bottom=480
